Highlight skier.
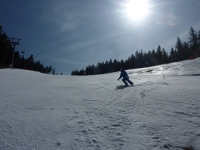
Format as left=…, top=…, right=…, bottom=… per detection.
left=118, top=68, right=134, bottom=86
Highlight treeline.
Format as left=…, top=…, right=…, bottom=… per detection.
left=72, top=27, right=200, bottom=75
left=0, top=25, right=53, bottom=74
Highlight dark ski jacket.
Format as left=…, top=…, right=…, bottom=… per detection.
left=118, top=70, right=129, bottom=80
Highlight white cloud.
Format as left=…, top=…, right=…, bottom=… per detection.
left=167, top=13, right=177, bottom=26
left=54, top=58, right=87, bottom=66
left=42, top=1, right=81, bottom=31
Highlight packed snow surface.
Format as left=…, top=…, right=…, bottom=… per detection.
left=1, top=58, right=200, bottom=150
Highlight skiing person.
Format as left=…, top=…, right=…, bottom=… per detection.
left=118, top=68, right=134, bottom=86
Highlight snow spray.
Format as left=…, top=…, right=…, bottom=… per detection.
left=158, top=66, right=166, bottom=82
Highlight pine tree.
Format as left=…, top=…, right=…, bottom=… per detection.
left=162, top=48, right=169, bottom=64
left=113, top=59, right=118, bottom=72
left=108, top=59, right=114, bottom=73
left=156, top=45, right=162, bottom=64
left=0, top=26, right=12, bottom=67
left=95, top=63, right=102, bottom=74
left=169, top=47, right=176, bottom=62
left=135, top=50, right=144, bottom=68
left=182, top=42, right=190, bottom=59
left=144, top=52, right=149, bottom=67
left=175, top=37, right=185, bottom=60
left=71, top=27, right=200, bottom=76
left=80, top=68, right=85, bottom=75
left=188, top=26, right=198, bottom=57
left=197, top=30, right=200, bottom=55
left=130, top=54, right=136, bottom=69
left=147, top=50, right=153, bottom=66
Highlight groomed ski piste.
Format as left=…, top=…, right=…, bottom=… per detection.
left=0, top=58, right=200, bottom=150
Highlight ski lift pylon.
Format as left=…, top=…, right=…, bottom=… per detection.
left=21, top=47, right=25, bottom=54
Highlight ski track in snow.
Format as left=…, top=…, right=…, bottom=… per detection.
left=1, top=58, right=200, bottom=150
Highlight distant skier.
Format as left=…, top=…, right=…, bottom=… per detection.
left=118, top=68, right=134, bottom=86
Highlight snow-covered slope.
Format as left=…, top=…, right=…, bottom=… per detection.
left=0, top=58, right=200, bottom=150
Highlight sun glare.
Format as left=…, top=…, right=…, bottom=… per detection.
left=126, top=0, right=149, bottom=20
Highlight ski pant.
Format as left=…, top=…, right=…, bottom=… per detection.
left=122, top=77, right=133, bottom=85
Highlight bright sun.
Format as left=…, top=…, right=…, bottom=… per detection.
left=126, top=0, right=149, bottom=20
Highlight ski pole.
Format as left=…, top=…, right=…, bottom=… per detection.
left=118, top=80, right=123, bottom=84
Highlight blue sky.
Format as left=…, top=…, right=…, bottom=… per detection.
left=1, top=0, right=200, bottom=74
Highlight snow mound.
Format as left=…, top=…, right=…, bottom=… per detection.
left=0, top=58, right=200, bottom=150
